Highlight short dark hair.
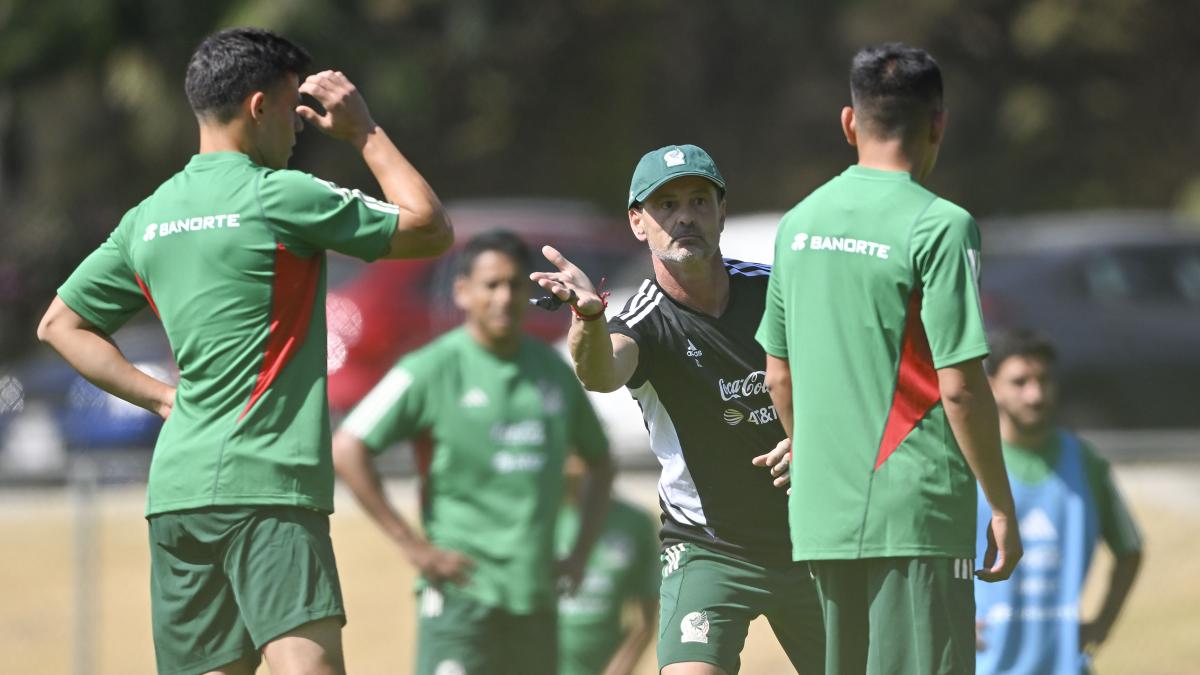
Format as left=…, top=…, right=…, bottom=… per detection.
left=456, top=230, right=533, bottom=277
left=849, top=43, right=943, bottom=139
left=185, top=27, right=311, bottom=122
left=984, top=328, right=1057, bottom=376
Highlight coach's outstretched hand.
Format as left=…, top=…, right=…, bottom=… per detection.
left=751, top=438, right=792, bottom=494
left=531, top=246, right=606, bottom=318
left=297, top=70, right=377, bottom=148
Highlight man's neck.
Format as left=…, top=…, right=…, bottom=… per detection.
left=198, top=122, right=262, bottom=164
left=855, top=137, right=926, bottom=182
left=651, top=253, right=730, bottom=318
left=1000, top=417, right=1054, bottom=450
left=464, top=323, right=520, bottom=358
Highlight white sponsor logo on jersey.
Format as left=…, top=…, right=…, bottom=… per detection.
left=791, top=233, right=890, bottom=259
left=723, top=408, right=744, bottom=425
left=434, top=660, right=466, bottom=675
left=461, top=387, right=489, bottom=408
left=680, top=611, right=710, bottom=644
left=718, top=371, right=768, bottom=401
left=492, top=451, right=547, bottom=474
left=491, top=420, right=545, bottom=445
left=144, top=213, right=241, bottom=241
left=685, top=339, right=703, bottom=366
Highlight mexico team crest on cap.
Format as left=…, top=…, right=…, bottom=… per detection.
left=664, top=148, right=686, bottom=167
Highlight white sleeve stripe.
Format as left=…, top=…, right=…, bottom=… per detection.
left=340, top=368, right=413, bottom=439
left=618, top=280, right=656, bottom=320
left=625, top=292, right=664, bottom=328
left=313, top=176, right=401, bottom=215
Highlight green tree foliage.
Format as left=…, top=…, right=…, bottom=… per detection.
left=1, top=0, right=1197, bottom=356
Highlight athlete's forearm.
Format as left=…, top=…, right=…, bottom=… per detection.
left=567, top=455, right=615, bottom=564
left=765, top=354, right=794, bottom=437
left=1094, top=551, right=1142, bottom=636
left=938, top=360, right=1015, bottom=516
left=601, top=605, right=656, bottom=675
left=570, top=321, right=634, bottom=393
left=37, top=297, right=174, bottom=418
left=357, top=126, right=452, bottom=259
left=331, top=431, right=427, bottom=556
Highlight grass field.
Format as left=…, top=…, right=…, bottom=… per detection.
left=1, top=464, right=1196, bottom=674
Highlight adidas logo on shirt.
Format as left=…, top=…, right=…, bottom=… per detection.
left=1020, top=508, right=1059, bottom=541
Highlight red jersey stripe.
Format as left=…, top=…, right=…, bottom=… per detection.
left=134, top=274, right=161, bottom=319
left=874, top=290, right=941, bottom=470
left=238, top=244, right=321, bottom=422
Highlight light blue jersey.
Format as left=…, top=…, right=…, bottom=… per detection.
left=975, top=431, right=1099, bottom=675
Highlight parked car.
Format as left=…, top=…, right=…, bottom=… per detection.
left=573, top=210, right=1200, bottom=458
left=980, top=210, right=1200, bottom=428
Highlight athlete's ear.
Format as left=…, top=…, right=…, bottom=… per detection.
left=930, top=107, right=948, bottom=145
left=628, top=207, right=648, bottom=243
left=718, top=198, right=727, bottom=233
left=452, top=274, right=469, bottom=311
left=247, top=91, right=268, bottom=123
left=841, top=106, right=857, bottom=147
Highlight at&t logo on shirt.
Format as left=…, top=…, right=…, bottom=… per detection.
left=791, top=232, right=890, bottom=259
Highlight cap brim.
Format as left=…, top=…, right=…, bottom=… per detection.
left=629, top=171, right=727, bottom=208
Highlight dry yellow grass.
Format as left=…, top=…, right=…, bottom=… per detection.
left=0, top=464, right=1194, bottom=674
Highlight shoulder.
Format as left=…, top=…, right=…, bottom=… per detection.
left=523, top=338, right=573, bottom=373
left=723, top=257, right=771, bottom=279
left=402, top=331, right=465, bottom=374
left=259, top=169, right=332, bottom=196
left=611, top=278, right=666, bottom=331
left=916, top=197, right=976, bottom=233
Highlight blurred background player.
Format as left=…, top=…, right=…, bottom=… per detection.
left=756, top=43, right=1021, bottom=674
left=36, top=27, right=451, bottom=675
left=557, top=455, right=660, bottom=675
left=332, top=230, right=615, bottom=675
left=976, top=329, right=1143, bottom=675
left=531, top=144, right=825, bottom=674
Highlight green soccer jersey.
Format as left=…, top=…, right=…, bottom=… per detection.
left=57, top=152, right=397, bottom=516
left=341, top=328, right=610, bottom=614
left=756, top=165, right=989, bottom=560
left=556, top=498, right=659, bottom=675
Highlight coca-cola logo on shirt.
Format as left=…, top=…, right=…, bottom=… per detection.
left=717, top=371, right=769, bottom=401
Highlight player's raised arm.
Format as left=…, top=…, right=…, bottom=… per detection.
left=530, top=245, right=638, bottom=392
left=297, top=70, right=452, bottom=259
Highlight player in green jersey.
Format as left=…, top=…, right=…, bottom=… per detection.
left=332, top=230, right=615, bottom=675
left=557, top=455, right=659, bottom=675
left=756, top=43, right=1021, bottom=674
left=37, top=28, right=452, bottom=675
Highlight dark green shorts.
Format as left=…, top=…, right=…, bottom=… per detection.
left=415, top=585, right=557, bottom=675
left=147, top=506, right=345, bottom=675
left=810, top=557, right=975, bottom=675
left=658, top=543, right=825, bottom=674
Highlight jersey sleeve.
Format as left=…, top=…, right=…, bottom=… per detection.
left=910, top=201, right=989, bottom=368
left=755, top=219, right=790, bottom=358
left=1082, top=444, right=1143, bottom=557
left=566, top=368, right=610, bottom=462
left=258, top=169, right=397, bottom=261
left=57, top=223, right=147, bottom=334
left=607, top=284, right=655, bottom=388
left=339, top=352, right=437, bottom=453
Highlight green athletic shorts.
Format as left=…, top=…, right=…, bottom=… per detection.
left=415, top=585, right=557, bottom=675
left=147, top=506, right=345, bottom=675
left=809, top=557, right=976, bottom=675
left=657, top=543, right=825, bottom=674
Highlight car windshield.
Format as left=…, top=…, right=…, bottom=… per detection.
left=1086, top=244, right=1200, bottom=304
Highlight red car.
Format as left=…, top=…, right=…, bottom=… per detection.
left=325, top=199, right=645, bottom=413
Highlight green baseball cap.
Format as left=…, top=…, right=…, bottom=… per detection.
left=627, top=144, right=726, bottom=208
